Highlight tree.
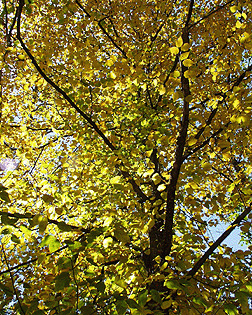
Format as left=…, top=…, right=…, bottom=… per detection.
left=0, top=0, right=252, bottom=313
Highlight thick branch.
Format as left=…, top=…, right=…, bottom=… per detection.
left=161, top=0, right=194, bottom=259
left=17, top=0, right=116, bottom=152
left=188, top=204, right=252, bottom=277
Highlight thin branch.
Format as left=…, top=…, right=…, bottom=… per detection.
left=188, top=204, right=252, bottom=277
left=189, top=0, right=235, bottom=30
left=163, top=54, right=179, bottom=87
left=2, top=244, right=25, bottom=315
left=120, top=169, right=148, bottom=202
left=183, top=122, right=230, bottom=161
left=3, top=0, right=9, bottom=43
left=231, top=64, right=252, bottom=88
left=0, top=211, right=88, bottom=231
left=0, top=233, right=87, bottom=276
left=194, top=107, right=218, bottom=140
left=7, top=7, right=18, bottom=45
left=156, top=54, right=180, bottom=107
left=29, top=147, right=44, bottom=174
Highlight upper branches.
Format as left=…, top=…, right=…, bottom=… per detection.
left=75, top=0, right=127, bottom=59
left=16, top=0, right=147, bottom=203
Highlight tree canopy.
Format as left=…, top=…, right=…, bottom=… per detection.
left=0, top=0, right=252, bottom=314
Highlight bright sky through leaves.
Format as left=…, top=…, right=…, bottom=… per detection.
left=0, top=0, right=252, bottom=314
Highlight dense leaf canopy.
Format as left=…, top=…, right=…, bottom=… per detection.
left=0, top=0, right=252, bottom=314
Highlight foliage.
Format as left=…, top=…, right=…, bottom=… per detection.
left=0, top=0, right=252, bottom=314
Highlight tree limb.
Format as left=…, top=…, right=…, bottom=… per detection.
left=188, top=204, right=252, bottom=277
left=161, top=0, right=194, bottom=259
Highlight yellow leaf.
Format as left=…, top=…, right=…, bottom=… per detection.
left=188, top=138, right=197, bottom=146
left=184, top=70, right=191, bottom=78
left=236, top=21, right=242, bottom=28
left=180, top=52, right=190, bottom=60
left=232, top=99, right=240, bottom=108
left=185, top=95, right=192, bottom=102
left=110, top=71, right=117, bottom=79
left=159, top=85, right=166, bottom=95
left=153, top=78, right=158, bottom=86
left=170, top=47, right=179, bottom=55
left=110, top=176, right=121, bottom=184
left=157, top=184, right=166, bottom=192
left=152, top=173, right=162, bottom=185
left=103, top=237, right=113, bottom=248
left=230, top=6, right=238, bottom=13
left=183, top=59, right=194, bottom=67
left=106, top=59, right=114, bottom=66
left=143, top=169, right=154, bottom=177
left=240, top=32, right=250, bottom=43
left=181, top=43, right=190, bottom=51
left=176, top=37, right=183, bottom=48
left=173, top=70, right=180, bottom=78
left=236, top=116, right=247, bottom=124
left=18, top=54, right=26, bottom=60
left=143, top=218, right=155, bottom=233
left=173, top=91, right=182, bottom=101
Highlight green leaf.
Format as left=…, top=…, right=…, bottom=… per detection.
left=0, top=283, right=14, bottom=297
left=0, top=191, right=11, bottom=203
left=1, top=214, right=18, bottom=226
left=1, top=227, right=12, bottom=234
left=40, top=235, right=61, bottom=253
left=0, top=184, right=8, bottom=191
left=164, top=280, right=182, bottom=290
left=57, top=221, right=72, bottom=231
left=138, top=290, right=148, bottom=307
left=96, top=281, right=106, bottom=292
left=223, top=303, right=238, bottom=315
left=55, top=272, right=71, bottom=291
left=245, top=283, right=252, bottom=292
left=80, top=305, right=96, bottom=314
left=114, top=223, right=130, bottom=244
left=38, top=216, right=48, bottom=233
left=193, top=296, right=208, bottom=307
left=127, top=299, right=140, bottom=310
left=57, top=257, right=72, bottom=269
left=150, top=289, right=162, bottom=304
left=11, top=235, right=20, bottom=244
left=161, top=300, right=172, bottom=309
left=116, top=300, right=128, bottom=315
